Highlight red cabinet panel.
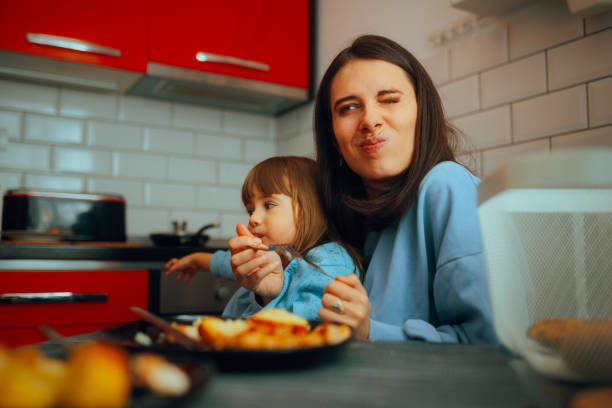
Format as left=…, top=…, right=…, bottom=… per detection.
left=0, top=0, right=148, bottom=72
left=148, top=0, right=310, bottom=89
left=0, top=270, right=148, bottom=347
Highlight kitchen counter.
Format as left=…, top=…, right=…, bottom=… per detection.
left=0, top=239, right=228, bottom=269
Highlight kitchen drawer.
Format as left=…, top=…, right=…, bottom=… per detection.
left=0, top=270, right=148, bottom=345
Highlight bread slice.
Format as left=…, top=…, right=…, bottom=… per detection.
left=198, top=316, right=250, bottom=350
left=248, top=308, right=310, bottom=335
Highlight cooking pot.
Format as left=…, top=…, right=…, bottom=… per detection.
left=149, top=222, right=218, bottom=247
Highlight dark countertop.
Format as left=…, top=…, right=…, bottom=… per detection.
left=0, top=239, right=228, bottom=262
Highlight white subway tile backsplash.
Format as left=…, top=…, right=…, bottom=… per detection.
left=0, top=171, right=22, bottom=191
left=548, top=29, right=612, bottom=90
left=0, top=143, right=50, bottom=171
left=24, top=174, right=83, bottom=191
left=87, top=177, right=145, bottom=206
left=127, top=207, right=170, bottom=236
left=87, top=121, right=142, bottom=150
left=168, top=210, right=221, bottom=237
left=438, top=75, right=479, bottom=118
left=168, top=157, right=215, bottom=183
left=451, top=106, right=512, bottom=150
left=507, top=0, right=583, bottom=60
left=481, top=53, right=547, bottom=108
left=551, top=125, right=612, bottom=150
left=197, top=186, right=242, bottom=211
left=60, top=89, right=118, bottom=119
left=244, top=140, right=275, bottom=163
left=275, top=103, right=314, bottom=140
left=144, top=127, right=194, bottom=154
left=54, top=148, right=112, bottom=175
left=220, top=213, right=249, bottom=239
left=422, top=49, right=449, bottom=86
left=119, top=96, right=171, bottom=126
left=114, top=152, right=167, bottom=179
left=456, top=152, right=482, bottom=178
left=276, top=131, right=316, bottom=158
left=449, top=20, right=508, bottom=79
left=513, top=85, right=588, bottom=142
left=25, top=115, right=83, bottom=144
left=196, top=133, right=241, bottom=160
left=174, top=103, right=222, bottom=132
left=0, top=110, right=21, bottom=139
left=219, top=162, right=252, bottom=186
left=296, top=103, right=314, bottom=134
left=586, top=10, right=612, bottom=34
left=0, top=80, right=57, bottom=115
left=482, top=139, right=550, bottom=176
left=588, top=76, right=612, bottom=127
left=276, top=109, right=300, bottom=139
left=222, top=111, right=272, bottom=138
left=147, top=182, right=196, bottom=208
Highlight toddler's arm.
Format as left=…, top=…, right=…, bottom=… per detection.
left=165, top=252, right=213, bottom=283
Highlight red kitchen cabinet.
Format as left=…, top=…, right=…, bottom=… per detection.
left=0, top=270, right=149, bottom=347
left=0, top=0, right=148, bottom=72
left=148, top=0, right=311, bottom=90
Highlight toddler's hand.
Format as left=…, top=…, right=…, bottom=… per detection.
left=164, top=255, right=198, bottom=283
left=228, top=223, right=284, bottom=297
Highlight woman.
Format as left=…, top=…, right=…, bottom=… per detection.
left=315, top=34, right=498, bottom=344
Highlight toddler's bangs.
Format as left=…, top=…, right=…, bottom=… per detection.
left=241, top=162, right=292, bottom=206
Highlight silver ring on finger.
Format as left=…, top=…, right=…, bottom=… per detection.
left=331, top=298, right=344, bottom=314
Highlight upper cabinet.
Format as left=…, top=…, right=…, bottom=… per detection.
left=0, top=0, right=313, bottom=114
left=0, top=0, right=148, bottom=91
left=148, top=0, right=309, bottom=89
left=0, top=0, right=148, bottom=72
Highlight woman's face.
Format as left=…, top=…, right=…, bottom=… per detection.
left=330, top=58, right=417, bottom=192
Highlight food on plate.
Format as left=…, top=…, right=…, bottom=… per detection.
left=569, top=386, right=612, bottom=408
left=166, top=321, right=202, bottom=344
left=197, top=308, right=352, bottom=351
left=131, top=353, right=190, bottom=397
left=559, top=320, right=612, bottom=379
left=198, top=316, right=250, bottom=349
left=0, top=344, right=67, bottom=408
left=527, top=318, right=584, bottom=349
left=0, top=340, right=194, bottom=408
left=248, top=308, right=310, bottom=335
left=57, top=341, right=131, bottom=408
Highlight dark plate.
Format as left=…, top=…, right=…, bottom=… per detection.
left=105, top=320, right=352, bottom=372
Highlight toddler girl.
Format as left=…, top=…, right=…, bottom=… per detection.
left=165, top=156, right=360, bottom=320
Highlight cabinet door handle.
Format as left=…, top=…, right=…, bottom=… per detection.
left=0, top=292, right=108, bottom=304
left=26, top=33, right=121, bottom=57
left=195, top=51, right=270, bottom=72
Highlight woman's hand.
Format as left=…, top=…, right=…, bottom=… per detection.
left=228, top=224, right=284, bottom=297
left=319, top=274, right=371, bottom=340
left=165, top=254, right=199, bottom=283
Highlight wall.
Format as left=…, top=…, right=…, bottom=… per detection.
left=0, top=82, right=274, bottom=239
left=277, top=0, right=612, bottom=178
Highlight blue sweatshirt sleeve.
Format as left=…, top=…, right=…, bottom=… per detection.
left=223, top=242, right=358, bottom=320
left=366, top=162, right=498, bottom=344
left=209, top=249, right=235, bottom=280
left=267, top=242, right=358, bottom=321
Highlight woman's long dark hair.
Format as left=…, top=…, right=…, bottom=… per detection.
left=314, top=34, right=459, bottom=252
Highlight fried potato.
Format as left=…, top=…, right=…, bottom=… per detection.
left=197, top=308, right=352, bottom=351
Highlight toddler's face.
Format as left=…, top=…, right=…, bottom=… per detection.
left=245, top=187, right=297, bottom=246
